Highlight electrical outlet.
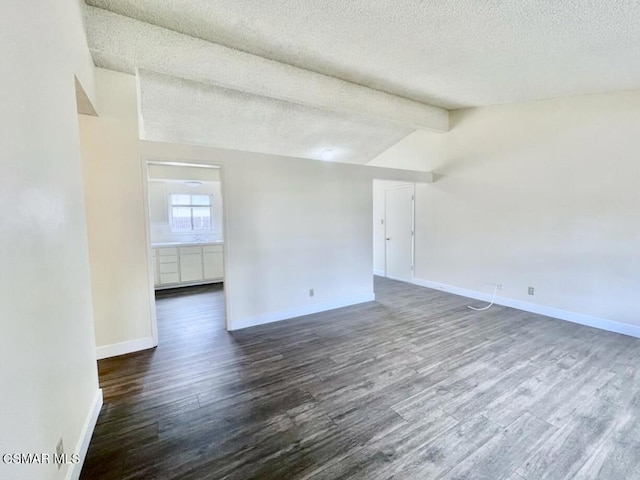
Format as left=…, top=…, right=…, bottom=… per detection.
left=56, top=438, right=64, bottom=470
left=528, top=286, right=535, bottom=295
left=496, top=283, right=503, bottom=290
left=309, top=288, right=314, bottom=297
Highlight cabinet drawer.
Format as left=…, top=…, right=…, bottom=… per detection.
left=158, top=255, right=178, bottom=264
left=158, top=247, right=178, bottom=256
left=179, top=246, right=202, bottom=255
left=159, top=262, right=178, bottom=274
left=203, top=245, right=223, bottom=253
left=159, top=272, right=179, bottom=284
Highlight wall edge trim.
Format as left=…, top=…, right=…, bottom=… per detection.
left=96, top=337, right=156, bottom=360
left=412, top=278, right=640, bottom=339
left=230, top=293, right=376, bottom=331
left=67, top=388, right=103, bottom=480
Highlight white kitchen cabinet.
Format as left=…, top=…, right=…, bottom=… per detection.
left=180, top=248, right=203, bottom=282
left=158, top=247, right=179, bottom=285
left=203, top=244, right=224, bottom=280
left=159, top=272, right=180, bottom=284
left=159, top=263, right=178, bottom=274
left=152, top=243, right=224, bottom=289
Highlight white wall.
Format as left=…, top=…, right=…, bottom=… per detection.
left=79, top=69, right=156, bottom=355
left=80, top=68, right=428, bottom=344
left=148, top=177, right=223, bottom=244
left=370, top=90, right=640, bottom=329
left=372, top=180, right=412, bottom=275
left=0, top=2, right=101, bottom=479
left=147, top=164, right=221, bottom=182
left=143, top=140, right=378, bottom=330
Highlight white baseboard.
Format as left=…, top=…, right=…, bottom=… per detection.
left=386, top=274, right=414, bottom=283
left=412, top=278, right=640, bottom=339
left=96, top=336, right=156, bottom=360
left=373, top=269, right=385, bottom=276
left=67, top=388, right=103, bottom=480
left=230, top=293, right=376, bottom=331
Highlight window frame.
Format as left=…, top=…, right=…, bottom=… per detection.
left=169, top=193, right=213, bottom=232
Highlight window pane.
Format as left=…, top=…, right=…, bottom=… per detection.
left=191, top=194, right=211, bottom=206
left=192, top=207, right=211, bottom=230
left=171, top=194, right=191, bottom=206
left=171, top=207, right=192, bottom=231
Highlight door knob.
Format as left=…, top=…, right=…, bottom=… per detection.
left=386, top=237, right=391, bottom=240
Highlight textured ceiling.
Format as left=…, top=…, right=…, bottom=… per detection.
left=139, top=70, right=413, bottom=164
left=86, top=0, right=640, bottom=109
left=85, top=7, right=447, bottom=131
left=84, top=0, right=640, bottom=164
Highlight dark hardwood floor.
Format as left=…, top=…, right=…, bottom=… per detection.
left=81, top=277, right=640, bottom=479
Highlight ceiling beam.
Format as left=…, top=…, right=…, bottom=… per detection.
left=85, top=7, right=449, bottom=132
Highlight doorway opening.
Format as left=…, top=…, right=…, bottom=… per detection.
left=372, top=180, right=415, bottom=289
left=142, top=160, right=228, bottom=347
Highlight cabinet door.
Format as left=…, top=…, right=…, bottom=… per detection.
left=152, top=250, right=160, bottom=285
left=203, top=251, right=224, bottom=280
left=180, top=253, right=203, bottom=282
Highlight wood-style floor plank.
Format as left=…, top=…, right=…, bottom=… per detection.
left=81, top=278, right=640, bottom=479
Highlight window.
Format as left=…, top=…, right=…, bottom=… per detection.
left=170, top=194, right=212, bottom=232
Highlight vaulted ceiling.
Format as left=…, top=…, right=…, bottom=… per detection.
left=84, top=0, right=640, bottom=163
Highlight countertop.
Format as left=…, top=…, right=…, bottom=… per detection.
left=151, top=241, right=224, bottom=248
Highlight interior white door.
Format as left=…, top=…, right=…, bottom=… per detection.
left=385, top=185, right=414, bottom=281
